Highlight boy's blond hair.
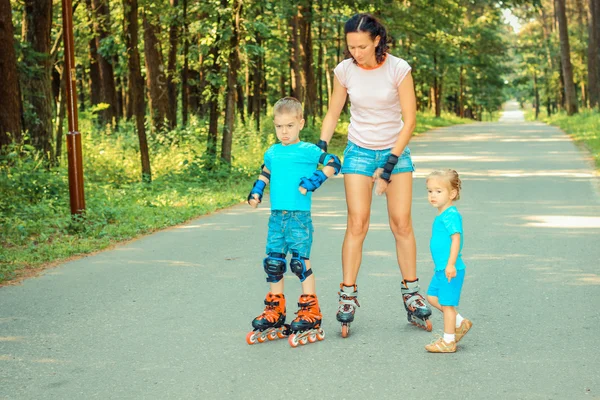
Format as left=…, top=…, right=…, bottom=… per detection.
left=426, top=169, right=462, bottom=200
left=273, top=97, right=304, bottom=120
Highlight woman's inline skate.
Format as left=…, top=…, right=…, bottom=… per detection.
left=246, top=292, right=290, bottom=345
left=287, top=294, right=325, bottom=347
left=401, top=279, right=432, bottom=331
left=336, top=284, right=360, bottom=338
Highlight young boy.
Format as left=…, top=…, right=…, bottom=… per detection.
left=245, top=97, right=341, bottom=347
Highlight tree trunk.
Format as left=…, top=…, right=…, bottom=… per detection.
left=166, top=0, right=179, bottom=129
left=317, top=0, right=324, bottom=117
left=55, top=67, right=66, bottom=163
left=290, top=12, right=303, bottom=101
left=182, top=0, right=189, bottom=125
left=555, top=0, right=578, bottom=114
left=91, top=0, right=118, bottom=124
left=299, top=0, right=315, bottom=123
left=0, top=0, right=23, bottom=148
left=588, top=0, right=600, bottom=108
left=85, top=0, right=101, bottom=107
left=22, top=0, right=54, bottom=159
left=114, top=55, right=124, bottom=120
left=221, top=0, right=242, bottom=163
left=143, top=11, right=170, bottom=132
left=123, top=0, right=152, bottom=182
left=206, top=12, right=222, bottom=167
left=534, top=69, right=540, bottom=119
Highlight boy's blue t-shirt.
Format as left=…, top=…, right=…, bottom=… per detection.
left=264, top=141, right=323, bottom=211
left=430, top=206, right=466, bottom=271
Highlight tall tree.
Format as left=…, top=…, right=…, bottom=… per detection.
left=588, top=0, right=600, bottom=108
left=221, top=0, right=242, bottom=164
left=299, top=0, right=316, bottom=122
left=181, top=0, right=190, bottom=125
left=22, top=0, right=54, bottom=159
left=166, top=0, right=179, bottom=129
left=0, top=0, right=23, bottom=149
left=206, top=8, right=223, bottom=166
left=143, top=10, right=170, bottom=132
left=123, top=0, right=152, bottom=182
left=555, top=0, right=578, bottom=114
left=91, top=0, right=118, bottom=124
left=85, top=0, right=102, bottom=107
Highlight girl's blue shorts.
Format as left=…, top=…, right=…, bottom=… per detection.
left=427, top=269, right=466, bottom=307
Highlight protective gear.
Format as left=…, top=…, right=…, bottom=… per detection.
left=259, top=164, right=271, bottom=180
left=316, top=140, right=328, bottom=152
left=379, top=154, right=399, bottom=182
left=263, top=253, right=286, bottom=283
left=248, top=179, right=267, bottom=204
left=319, top=153, right=342, bottom=175
left=290, top=252, right=312, bottom=282
left=299, top=170, right=327, bottom=192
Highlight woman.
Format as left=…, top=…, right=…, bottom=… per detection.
left=318, top=13, right=432, bottom=336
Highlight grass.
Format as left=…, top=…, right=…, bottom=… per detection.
left=525, top=107, right=600, bottom=169
left=0, top=111, right=470, bottom=284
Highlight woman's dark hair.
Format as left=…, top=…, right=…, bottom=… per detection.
left=344, top=13, right=390, bottom=65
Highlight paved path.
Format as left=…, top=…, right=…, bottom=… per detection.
left=2, top=104, right=599, bottom=399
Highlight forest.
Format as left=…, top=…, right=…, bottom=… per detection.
left=0, top=0, right=598, bottom=282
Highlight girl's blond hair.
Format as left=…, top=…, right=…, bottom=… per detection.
left=426, top=169, right=462, bottom=200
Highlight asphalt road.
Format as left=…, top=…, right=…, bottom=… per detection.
left=2, top=102, right=599, bottom=399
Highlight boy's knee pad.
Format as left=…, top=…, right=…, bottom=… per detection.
left=290, top=252, right=312, bottom=282
left=263, top=253, right=286, bottom=283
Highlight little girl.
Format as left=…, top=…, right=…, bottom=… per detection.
left=424, top=170, right=472, bottom=353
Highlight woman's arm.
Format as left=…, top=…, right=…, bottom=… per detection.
left=319, top=76, right=348, bottom=145
left=390, top=72, right=417, bottom=156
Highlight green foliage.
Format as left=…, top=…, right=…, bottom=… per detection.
left=0, top=111, right=466, bottom=283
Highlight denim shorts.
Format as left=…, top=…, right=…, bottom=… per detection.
left=265, top=210, right=313, bottom=258
left=427, top=269, right=466, bottom=307
left=341, top=141, right=415, bottom=177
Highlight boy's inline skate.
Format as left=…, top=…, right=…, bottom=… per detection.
left=336, top=284, right=360, bottom=338
left=288, top=294, right=325, bottom=347
left=246, top=292, right=290, bottom=345
left=401, top=279, right=432, bottom=331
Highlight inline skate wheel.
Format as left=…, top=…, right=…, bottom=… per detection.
left=316, top=329, right=325, bottom=341
left=288, top=334, right=300, bottom=348
left=267, top=331, right=278, bottom=340
left=425, top=319, right=433, bottom=332
left=341, top=324, right=349, bottom=338
left=246, top=331, right=258, bottom=345
left=308, top=332, right=317, bottom=343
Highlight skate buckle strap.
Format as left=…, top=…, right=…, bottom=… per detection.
left=405, top=292, right=426, bottom=309
left=338, top=293, right=360, bottom=307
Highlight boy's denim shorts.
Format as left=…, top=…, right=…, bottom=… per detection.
left=265, top=210, right=313, bottom=258
left=341, top=141, right=415, bottom=177
left=427, top=269, right=466, bottom=307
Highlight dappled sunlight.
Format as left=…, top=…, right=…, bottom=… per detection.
left=522, top=215, right=600, bottom=229
left=413, top=154, right=516, bottom=163
left=414, top=169, right=594, bottom=179
left=363, top=250, right=394, bottom=257
left=0, top=337, right=24, bottom=342
left=312, top=211, right=347, bottom=218
left=468, top=253, right=530, bottom=261
left=127, top=260, right=204, bottom=267
left=367, top=272, right=399, bottom=277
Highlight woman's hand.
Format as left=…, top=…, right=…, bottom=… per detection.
left=373, top=168, right=388, bottom=195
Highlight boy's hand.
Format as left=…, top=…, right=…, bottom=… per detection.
left=248, top=194, right=260, bottom=208
left=445, top=265, right=457, bottom=282
left=298, top=186, right=308, bottom=195
left=373, top=168, right=388, bottom=195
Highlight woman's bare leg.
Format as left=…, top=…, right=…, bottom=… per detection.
left=341, top=174, right=374, bottom=285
